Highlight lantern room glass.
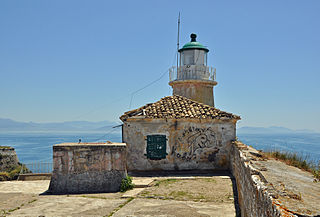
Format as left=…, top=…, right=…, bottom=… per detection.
left=180, top=49, right=207, bottom=66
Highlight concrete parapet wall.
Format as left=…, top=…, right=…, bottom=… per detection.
left=18, top=173, right=51, bottom=181
left=49, top=143, right=127, bottom=194
left=230, top=141, right=297, bottom=217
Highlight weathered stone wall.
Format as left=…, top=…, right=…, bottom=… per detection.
left=230, top=141, right=296, bottom=217
left=123, top=118, right=236, bottom=171
left=0, top=147, right=19, bottom=172
left=49, top=143, right=127, bottom=194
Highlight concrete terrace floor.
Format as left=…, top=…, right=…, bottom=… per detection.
left=0, top=174, right=239, bottom=217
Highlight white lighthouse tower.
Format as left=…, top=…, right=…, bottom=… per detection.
left=169, top=33, right=217, bottom=107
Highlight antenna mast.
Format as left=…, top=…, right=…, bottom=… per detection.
left=176, top=12, right=180, bottom=71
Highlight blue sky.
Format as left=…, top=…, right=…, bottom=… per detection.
left=0, top=0, right=319, bottom=131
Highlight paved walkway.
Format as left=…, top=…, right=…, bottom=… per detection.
left=0, top=175, right=238, bottom=217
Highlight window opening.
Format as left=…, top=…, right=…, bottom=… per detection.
left=145, top=135, right=167, bottom=160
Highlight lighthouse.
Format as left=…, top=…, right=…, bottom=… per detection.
left=120, top=33, right=240, bottom=172
left=169, top=33, right=217, bottom=107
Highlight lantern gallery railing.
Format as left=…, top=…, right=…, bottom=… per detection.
left=169, top=65, right=216, bottom=82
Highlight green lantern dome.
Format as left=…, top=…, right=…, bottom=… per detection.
left=178, top=33, right=209, bottom=52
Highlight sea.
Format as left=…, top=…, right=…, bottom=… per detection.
left=0, top=131, right=319, bottom=165
left=0, top=131, right=122, bottom=164
left=238, top=133, right=320, bottom=163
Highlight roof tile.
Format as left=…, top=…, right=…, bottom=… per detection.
left=120, top=95, right=240, bottom=121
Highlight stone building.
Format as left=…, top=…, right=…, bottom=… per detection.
left=121, top=34, right=240, bottom=172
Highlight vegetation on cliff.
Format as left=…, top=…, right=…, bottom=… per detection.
left=264, top=150, right=320, bottom=182
left=0, top=163, right=30, bottom=181
left=0, top=146, right=30, bottom=181
left=0, top=146, right=12, bottom=149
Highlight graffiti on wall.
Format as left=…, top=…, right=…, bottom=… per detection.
left=171, top=126, right=222, bottom=162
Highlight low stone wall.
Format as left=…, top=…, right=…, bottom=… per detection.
left=230, top=141, right=296, bottom=217
left=0, top=147, right=19, bottom=172
left=49, top=142, right=127, bottom=194
left=18, top=173, right=51, bottom=181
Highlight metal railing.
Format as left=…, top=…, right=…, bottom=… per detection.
left=20, top=162, right=53, bottom=174
left=169, top=65, right=216, bottom=82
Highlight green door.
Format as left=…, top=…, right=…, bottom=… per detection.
left=146, top=135, right=167, bottom=160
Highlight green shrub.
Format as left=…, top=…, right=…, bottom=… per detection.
left=312, top=169, right=320, bottom=181
left=120, top=175, right=134, bottom=192
left=0, top=172, right=9, bottom=181
left=0, top=164, right=30, bottom=181
left=18, top=164, right=32, bottom=174
left=0, top=146, right=12, bottom=149
left=311, top=161, right=320, bottom=182
left=8, top=165, right=21, bottom=180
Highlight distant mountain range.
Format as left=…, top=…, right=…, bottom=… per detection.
left=0, top=118, right=317, bottom=134
left=0, top=118, right=120, bottom=132
left=237, top=126, right=317, bottom=134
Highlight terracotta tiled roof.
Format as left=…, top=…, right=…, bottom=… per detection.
left=120, top=95, right=240, bottom=121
